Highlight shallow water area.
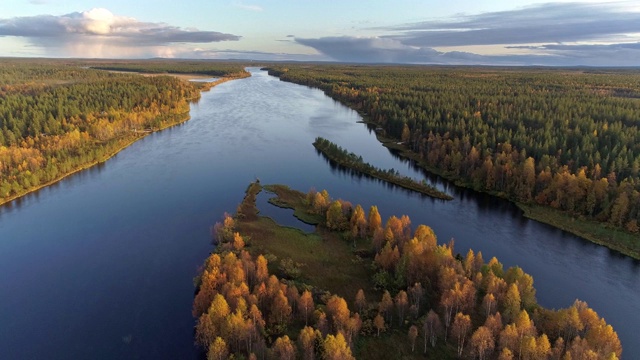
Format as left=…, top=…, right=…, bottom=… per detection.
left=255, top=190, right=316, bottom=233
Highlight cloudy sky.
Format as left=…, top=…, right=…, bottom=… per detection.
left=1, top=0, right=640, bottom=66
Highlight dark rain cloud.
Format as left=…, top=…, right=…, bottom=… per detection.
left=381, top=2, right=640, bottom=47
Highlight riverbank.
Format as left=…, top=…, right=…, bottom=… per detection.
left=371, top=127, right=640, bottom=260
left=0, top=111, right=189, bottom=208
left=266, top=66, right=638, bottom=260
left=0, top=74, right=244, bottom=209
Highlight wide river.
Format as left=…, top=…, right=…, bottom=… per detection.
left=1, top=68, right=638, bottom=359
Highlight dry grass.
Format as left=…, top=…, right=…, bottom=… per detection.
left=236, top=182, right=377, bottom=304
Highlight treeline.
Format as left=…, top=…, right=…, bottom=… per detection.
left=0, top=60, right=242, bottom=203
left=88, top=59, right=250, bottom=78
left=193, top=185, right=621, bottom=359
left=267, top=66, right=640, bottom=237
left=313, top=137, right=452, bottom=200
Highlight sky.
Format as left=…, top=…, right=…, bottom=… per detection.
left=1, top=0, right=640, bottom=66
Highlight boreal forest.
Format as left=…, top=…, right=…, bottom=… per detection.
left=267, top=65, right=640, bottom=257
left=0, top=59, right=247, bottom=204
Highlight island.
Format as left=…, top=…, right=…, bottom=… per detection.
left=193, top=181, right=621, bottom=359
left=313, top=137, right=453, bottom=200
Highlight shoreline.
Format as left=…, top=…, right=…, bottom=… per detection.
left=0, top=75, right=243, bottom=209
left=269, top=73, right=640, bottom=258
left=369, top=124, right=640, bottom=260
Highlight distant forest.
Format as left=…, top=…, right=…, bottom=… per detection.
left=267, top=65, right=640, bottom=241
left=0, top=59, right=248, bottom=203
left=88, top=59, right=250, bottom=77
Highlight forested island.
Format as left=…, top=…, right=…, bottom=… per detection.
left=313, top=137, right=452, bottom=200
left=193, top=182, right=621, bottom=359
left=0, top=59, right=248, bottom=206
left=266, top=66, right=640, bottom=259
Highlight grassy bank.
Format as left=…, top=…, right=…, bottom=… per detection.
left=236, top=183, right=377, bottom=301
left=518, top=204, right=640, bottom=259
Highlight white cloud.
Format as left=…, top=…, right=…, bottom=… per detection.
left=0, top=8, right=241, bottom=57
left=295, top=36, right=640, bottom=66
left=233, top=2, right=263, bottom=12
left=381, top=2, right=640, bottom=47
left=296, top=36, right=439, bottom=63
left=294, top=2, right=640, bottom=66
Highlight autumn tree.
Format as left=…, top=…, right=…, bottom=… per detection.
left=408, top=325, right=418, bottom=352
left=374, top=313, right=385, bottom=336
left=498, top=347, right=514, bottom=360
left=255, top=255, right=268, bottom=284
left=326, top=295, right=350, bottom=333
left=515, top=310, right=536, bottom=357
left=536, top=333, right=551, bottom=359
left=196, top=314, right=217, bottom=349
left=378, top=291, right=394, bottom=323
left=345, top=313, right=362, bottom=347
left=482, top=293, right=497, bottom=318
left=502, top=283, right=521, bottom=324
left=316, top=311, right=329, bottom=337
left=470, top=326, right=495, bottom=360
left=413, top=224, right=437, bottom=249
left=272, top=335, right=295, bottom=360
left=368, top=205, right=382, bottom=237
left=299, top=290, right=315, bottom=326
left=354, top=289, right=366, bottom=314
left=408, top=282, right=424, bottom=315
left=326, top=200, right=347, bottom=230
left=324, top=332, right=354, bottom=360
left=208, top=337, right=229, bottom=360
left=270, top=290, right=292, bottom=328
left=394, top=290, right=409, bottom=325
left=232, top=232, right=245, bottom=251
left=499, top=324, right=519, bottom=357
left=423, top=309, right=443, bottom=352
left=505, top=266, right=536, bottom=310
left=375, top=242, right=400, bottom=272
left=350, top=204, right=367, bottom=243
left=484, top=312, right=503, bottom=340
left=452, top=312, right=472, bottom=357
left=298, top=326, right=317, bottom=360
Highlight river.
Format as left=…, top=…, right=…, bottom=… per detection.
left=0, top=68, right=638, bottom=359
